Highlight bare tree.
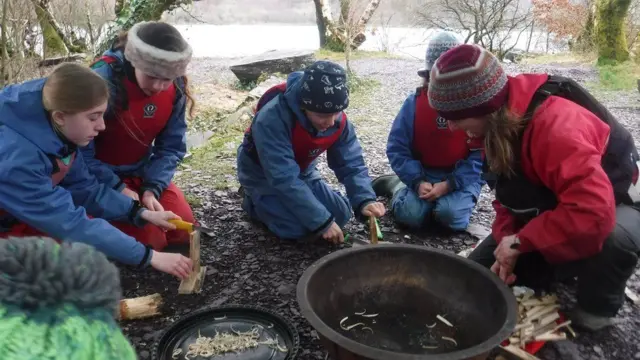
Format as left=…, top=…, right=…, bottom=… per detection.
left=414, top=0, right=533, bottom=59
left=313, top=0, right=382, bottom=50
left=626, top=0, right=640, bottom=51
left=1, top=0, right=9, bottom=86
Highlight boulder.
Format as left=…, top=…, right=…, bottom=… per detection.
left=229, top=49, right=316, bottom=84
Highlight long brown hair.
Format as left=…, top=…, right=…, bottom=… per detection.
left=113, top=31, right=196, bottom=119
left=483, top=107, right=528, bottom=177
left=43, top=63, right=109, bottom=133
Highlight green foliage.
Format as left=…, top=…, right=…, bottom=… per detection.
left=95, top=0, right=192, bottom=56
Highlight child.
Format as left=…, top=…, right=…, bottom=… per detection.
left=0, top=237, right=137, bottom=359
left=82, top=21, right=197, bottom=250
left=0, top=63, right=192, bottom=279
left=237, top=61, right=385, bottom=243
left=372, top=31, right=484, bottom=231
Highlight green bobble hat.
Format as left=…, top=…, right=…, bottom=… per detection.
left=0, top=236, right=137, bottom=360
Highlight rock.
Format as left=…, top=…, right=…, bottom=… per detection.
left=465, top=223, right=491, bottom=240
left=277, top=283, right=295, bottom=295
left=139, top=350, right=150, bottom=359
left=229, top=49, right=316, bottom=84
left=248, top=75, right=288, bottom=101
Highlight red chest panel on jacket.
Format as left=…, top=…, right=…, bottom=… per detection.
left=292, top=114, right=346, bottom=170
left=51, top=153, right=76, bottom=187
left=93, top=57, right=176, bottom=166
left=413, top=90, right=474, bottom=169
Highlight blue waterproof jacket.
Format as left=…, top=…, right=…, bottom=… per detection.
left=387, top=93, right=484, bottom=193
left=80, top=49, right=188, bottom=198
left=237, top=71, right=376, bottom=234
left=0, top=78, right=151, bottom=266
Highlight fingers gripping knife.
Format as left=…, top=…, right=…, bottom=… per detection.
left=169, top=219, right=208, bottom=294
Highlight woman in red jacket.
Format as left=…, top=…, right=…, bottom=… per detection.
left=428, top=44, right=640, bottom=331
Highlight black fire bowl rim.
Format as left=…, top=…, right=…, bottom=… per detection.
left=296, top=243, right=518, bottom=360
left=151, top=303, right=301, bottom=360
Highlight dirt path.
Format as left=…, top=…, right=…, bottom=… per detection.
left=119, top=56, right=640, bottom=360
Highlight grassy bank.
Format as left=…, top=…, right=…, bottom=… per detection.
left=524, top=52, right=640, bottom=92
left=314, top=49, right=399, bottom=61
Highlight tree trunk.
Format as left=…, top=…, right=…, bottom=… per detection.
left=32, top=0, right=68, bottom=57
left=595, top=0, right=632, bottom=63
left=546, top=30, right=551, bottom=53
left=312, top=0, right=379, bottom=51
left=356, top=0, right=381, bottom=31
left=1, top=0, right=9, bottom=86
left=312, top=0, right=327, bottom=47
left=343, top=0, right=352, bottom=72
left=31, top=0, right=86, bottom=55
left=526, top=19, right=534, bottom=53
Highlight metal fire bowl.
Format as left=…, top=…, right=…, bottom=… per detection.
left=296, top=244, right=517, bottom=360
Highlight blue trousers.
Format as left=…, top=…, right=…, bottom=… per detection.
left=391, top=185, right=478, bottom=231
left=242, top=177, right=352, bottom=239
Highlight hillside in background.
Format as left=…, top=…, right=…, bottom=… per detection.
left=165, top=0, right=419, bottom=26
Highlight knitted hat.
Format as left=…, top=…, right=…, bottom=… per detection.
left=0, top=237, right=137, bottom=360
left=124, top=21, right=193, bottom=80
left=428, top=44, right=509, bottom=121
left=419, top=31, right=462, bottom=77
left=299, top=61, right=349, bottom=113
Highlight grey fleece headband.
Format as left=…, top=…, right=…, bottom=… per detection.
left=124, top=22, right=193, bottom=80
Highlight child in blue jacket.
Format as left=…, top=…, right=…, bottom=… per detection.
left=372, top=32, right=484, bottom=231
left=80, top=21, right=197, bottom=251
left=237, top=61, right=385, bottom=243
left=0, top=63, right=193, bottom=279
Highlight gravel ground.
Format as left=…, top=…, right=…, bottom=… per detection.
left=120, top=56, right=640, bottom=360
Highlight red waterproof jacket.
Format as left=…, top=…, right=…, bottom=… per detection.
left=492, top=74, right=616, bottom=263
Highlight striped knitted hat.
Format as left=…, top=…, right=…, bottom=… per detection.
left=0, top=237, right=137, bottom=360
left=428, top=44, right=509, bottom=120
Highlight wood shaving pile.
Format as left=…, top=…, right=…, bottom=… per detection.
left=508, top=287, right=576, bottom=349
left=172, top=327, right=288, bottom=359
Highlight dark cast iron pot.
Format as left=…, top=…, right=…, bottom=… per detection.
left=296, top=244, right=517, bottom=360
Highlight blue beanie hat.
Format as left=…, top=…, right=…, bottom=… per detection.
left=299, top=60, right=349, bottom=113
left=419, top=31, right=462, bottom=77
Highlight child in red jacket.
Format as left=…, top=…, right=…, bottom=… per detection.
left=428, top=44, right=640, bottom=331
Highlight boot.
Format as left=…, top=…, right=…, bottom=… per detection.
left=371, top=174, right=405, bottom=198
left=568, top=307, right=614, bottom=331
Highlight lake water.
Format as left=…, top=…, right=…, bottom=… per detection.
left=173, top=23, right=561, bottom=59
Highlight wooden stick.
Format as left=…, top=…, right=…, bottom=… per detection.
left=534, top=332, right=567, bottom=342
left=369, top=216, right=378, bottom=244
left=178, top=230, right=207, bottom=294
left=118, top=293, right=162, bottom=320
